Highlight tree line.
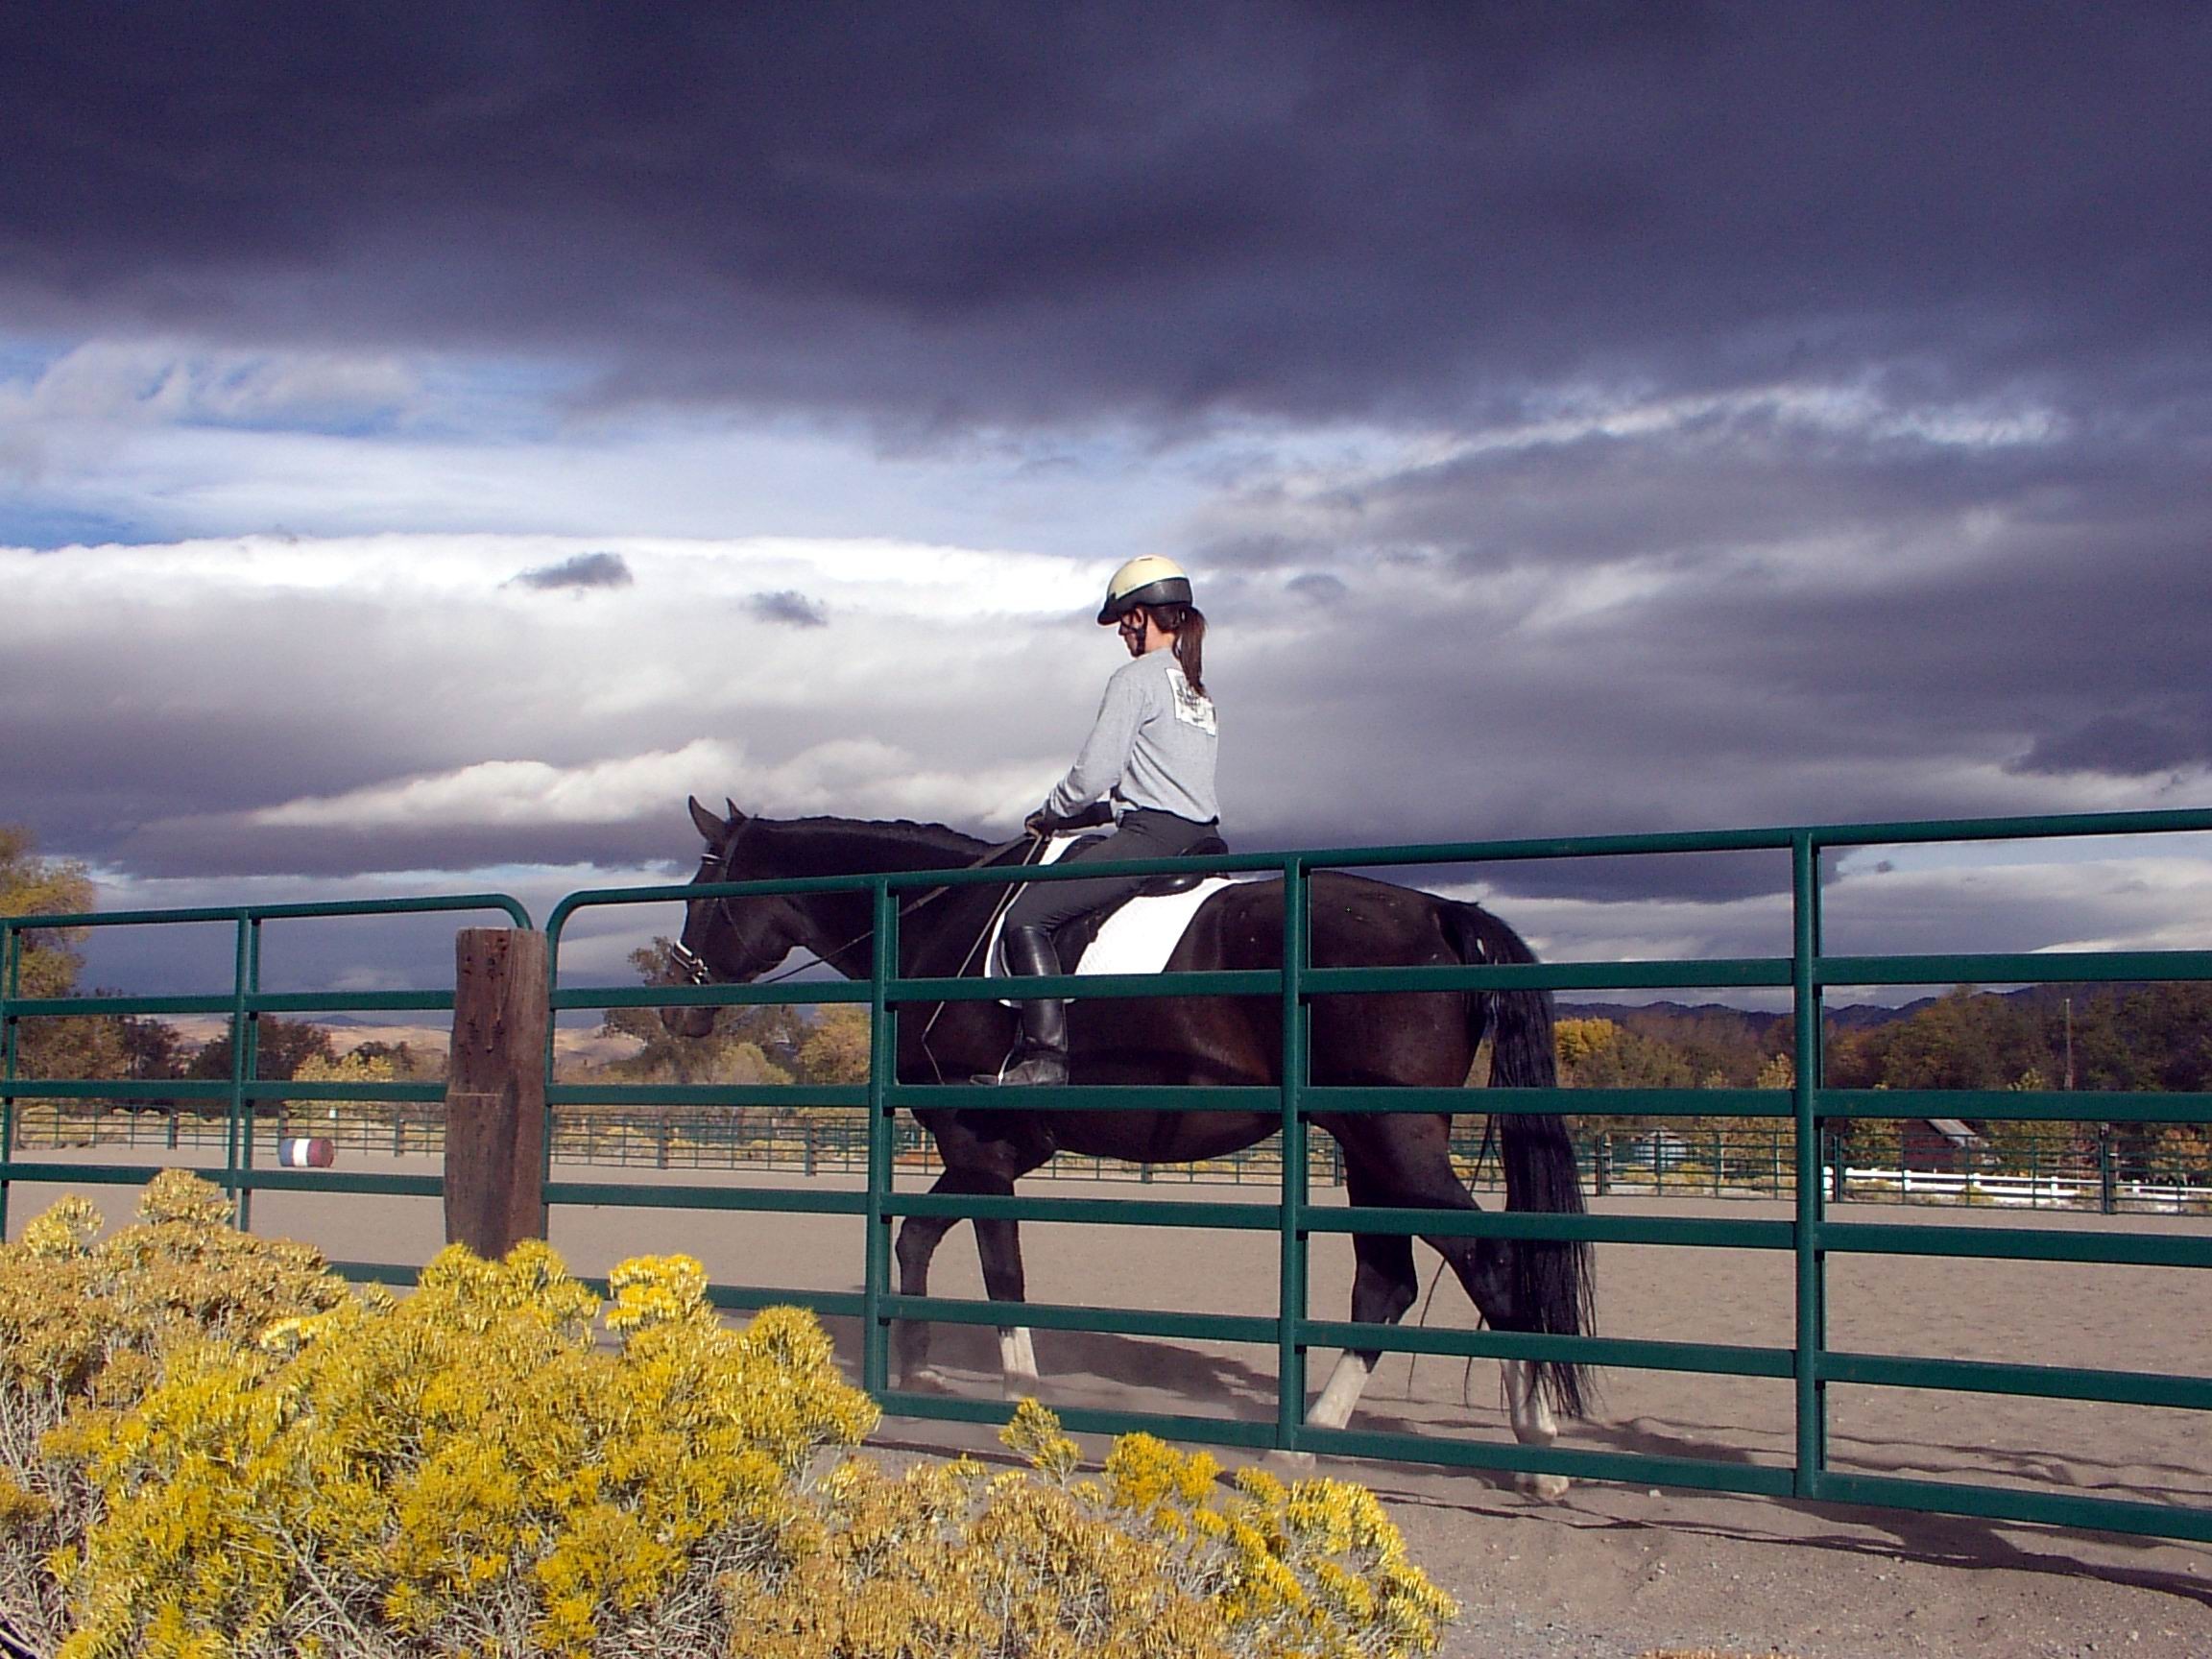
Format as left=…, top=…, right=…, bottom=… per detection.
left=1557, top=984, right=2212, bottom=1178
left=1557, top=981, right=2212, bottom=1095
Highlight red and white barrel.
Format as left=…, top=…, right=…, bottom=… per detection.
left=276, top=1137, right=336, bottom=1168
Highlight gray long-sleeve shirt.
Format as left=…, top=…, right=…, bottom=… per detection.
left=1044, top=648, right=1220, bottom=824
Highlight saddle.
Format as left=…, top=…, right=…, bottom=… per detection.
left=1047, top=832, right=1229, bottom=965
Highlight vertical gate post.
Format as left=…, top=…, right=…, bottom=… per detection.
left=444, top=927, right=549, bottom=1259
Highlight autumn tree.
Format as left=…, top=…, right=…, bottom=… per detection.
left=597, top=938, right=801, bottom=1086
left=794, top=1004, right=871, bottom=1084
left=0, top=825, right=129, bottom=1087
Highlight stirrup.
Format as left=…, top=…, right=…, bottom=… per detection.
left=972, top=1050, right=1068, bottom=1087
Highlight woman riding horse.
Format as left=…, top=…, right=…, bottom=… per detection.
left=982, top=555, right=1223, bottom=1087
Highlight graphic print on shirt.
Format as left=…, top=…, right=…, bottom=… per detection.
left=1167, top=667, right=1217, bottom=734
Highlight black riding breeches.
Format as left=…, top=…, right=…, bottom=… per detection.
left=1003, top=808, right=1222, bottom=937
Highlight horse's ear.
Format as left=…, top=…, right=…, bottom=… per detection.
left=688, top=795, right=725, bottom=841
left=724, top=798, right=744, bottom=827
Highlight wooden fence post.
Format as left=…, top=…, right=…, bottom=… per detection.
left=444, top=927, right=549, bottom=1260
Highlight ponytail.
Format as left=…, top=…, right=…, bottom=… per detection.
left=1150, top=603, right=1207, bottom=697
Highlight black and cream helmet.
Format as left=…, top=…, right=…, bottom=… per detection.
left=1096, top=555, right=1194, bottom=624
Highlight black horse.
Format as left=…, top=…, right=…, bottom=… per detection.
left=667, top=797, right=1594, bottom=1486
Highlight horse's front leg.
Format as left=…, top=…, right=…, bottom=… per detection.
left=892, top=1205, right=961, bottom=1391
left=895, top=1160, right=1040, bottom=1399
left=972, top=1211, right=1041, bottom=1397
left=1268, top=1165, right=1419, bottom=1469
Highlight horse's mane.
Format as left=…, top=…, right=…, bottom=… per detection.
left=757, top=814, right=995, bottom=872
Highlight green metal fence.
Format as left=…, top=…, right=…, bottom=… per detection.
left=8, top=808, right=2212, bottom=1543
left=545, top=805, right=2212, bottom=1544
left=0, top=892, right=530, bottom=1274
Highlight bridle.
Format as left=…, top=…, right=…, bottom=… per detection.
left=671, top=826, right=1046, bottom=992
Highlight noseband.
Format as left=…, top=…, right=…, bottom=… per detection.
left=668, top=936, right=716, bottom=987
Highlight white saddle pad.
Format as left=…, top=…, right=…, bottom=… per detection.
left=985, top=834, right=1251, bottom=995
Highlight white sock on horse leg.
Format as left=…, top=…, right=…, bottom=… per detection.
left=1308, top=1351, right=1378, bottom=1432
left=1503, top=1358, right=1569, bottom=1501
left=999, top=1327, right=1041, bottom=1395
left=1503, top=1358, right=1559, bottom=1445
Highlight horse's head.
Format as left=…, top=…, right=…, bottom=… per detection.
left=662, top=796, right=809, bottom=1038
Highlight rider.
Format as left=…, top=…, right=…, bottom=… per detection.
left=978, top=555, right=1222, bottom=1087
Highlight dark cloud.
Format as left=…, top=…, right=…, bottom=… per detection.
left=2, top=5, right=2204, bottom=431
left=508, top=550, right=634, bottom=590
left=747, top=589, right=830, bottom=628
left=2014, top=711, right=2212, bottom=779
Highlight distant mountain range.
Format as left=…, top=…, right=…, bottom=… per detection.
left=1559, top=981, right=2147, bottom=1039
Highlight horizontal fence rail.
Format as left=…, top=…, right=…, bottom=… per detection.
left=7, top=806, right=2212, bottom=1544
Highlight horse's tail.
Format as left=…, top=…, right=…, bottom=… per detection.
left=1445, top=900, right=1597, bottom=1419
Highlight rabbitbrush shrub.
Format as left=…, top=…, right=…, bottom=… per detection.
left=1, top=1178, right=1455, bottom=1659
left=0, top=1171, right=348, bottom=1654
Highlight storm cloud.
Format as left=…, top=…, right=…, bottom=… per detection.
left=4, top=6, right=2206, bottom=428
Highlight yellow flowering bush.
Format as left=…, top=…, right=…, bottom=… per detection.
left=2, top=1179, right=1455, bottom=1659
left=58, top=1241, right=878, bottom=1659
left=0, top=1173, right=349, bottom=1655
left=727, top=1401, right=1455, bottom=1659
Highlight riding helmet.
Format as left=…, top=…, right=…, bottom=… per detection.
left=1097, top=555, right=1194, bottom=624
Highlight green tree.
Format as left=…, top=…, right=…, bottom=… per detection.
left=185, top=1017, right=339, bottom=1084
left=1834, top=986, right=2057, bottom=1093
left=118, top=1016, right=187, bottom=1081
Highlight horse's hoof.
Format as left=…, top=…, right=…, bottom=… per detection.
left=1517, top=1471, right=1571, bottom=1503
left=999, top=1374, right=1044, bottom=1403
left=900, top=1366, right=950, bottom=1394
left=1267, top=1448, right=1318, bottom=1472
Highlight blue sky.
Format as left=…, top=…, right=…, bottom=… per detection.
left=5, top=3, right=2210, bottom=998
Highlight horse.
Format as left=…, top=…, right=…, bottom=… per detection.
left=665, top=796, right=1595, bottom=1490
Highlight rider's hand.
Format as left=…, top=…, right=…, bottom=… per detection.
left=1024, top=807, right=1054, bottom=838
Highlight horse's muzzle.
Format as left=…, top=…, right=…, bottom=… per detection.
left=661, top=940, right=719, bottom=1038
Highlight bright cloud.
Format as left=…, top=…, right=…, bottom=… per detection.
left=244, top=741, right=749, bottom=829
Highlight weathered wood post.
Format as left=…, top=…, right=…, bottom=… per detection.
left=444, top=927, right=549, bottom=1259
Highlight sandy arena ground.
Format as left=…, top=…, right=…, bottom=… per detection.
left=7, top=1148, right=2209, bottom=1658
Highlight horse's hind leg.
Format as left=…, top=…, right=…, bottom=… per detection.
left=1365, top=1139, right=1572, bottom=1501
left=1312, top=1168, right=1420, bottom=1433
left=1503, top=1355, right=1561, bottom=1491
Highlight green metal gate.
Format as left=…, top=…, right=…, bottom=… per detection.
left=542, top=805, right=2212, bottom=1544
left=0, top=893, right=529, bottom=1269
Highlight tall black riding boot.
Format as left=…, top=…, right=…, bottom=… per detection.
left=974, top=924, right=1069, bottom=1086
